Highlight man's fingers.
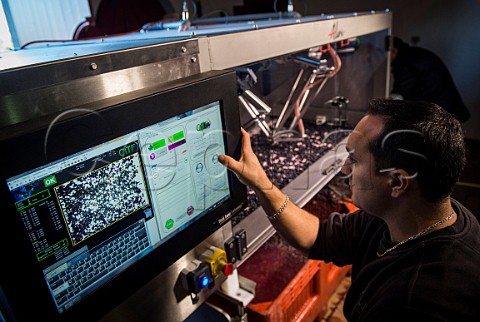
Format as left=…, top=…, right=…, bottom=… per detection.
left=240, top=128, right=254, bottom=154
left=218, top=154, right=242, bottom=175
left=218, top=128, right=257, bottom=182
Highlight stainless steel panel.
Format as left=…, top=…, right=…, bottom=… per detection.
left=0, top=38, right=194, bottom=71
left=0, top=43, right=200, bottom=129
left=198, top=11, right=392, bottom=71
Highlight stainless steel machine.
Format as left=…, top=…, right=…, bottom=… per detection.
left=0, top=9, right=392, bottom=322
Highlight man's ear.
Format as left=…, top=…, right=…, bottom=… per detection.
left=388, top=169, right=415, bottom=198
left=390, top=47, right=398, bottom=62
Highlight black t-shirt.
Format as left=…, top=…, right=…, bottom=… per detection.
left=309, top=199, right=480, bottom=321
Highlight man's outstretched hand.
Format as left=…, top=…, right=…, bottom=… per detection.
left=218, top=128, right=273, bottom=192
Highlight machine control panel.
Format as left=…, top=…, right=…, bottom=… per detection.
left=180, top=246, right=235, bottom=304
left=180, top=260, right=214, bottom=303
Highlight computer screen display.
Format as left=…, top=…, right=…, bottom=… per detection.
left=0, top=70, right=246, bottom=322
left=5, top=101, right=229, bottom=314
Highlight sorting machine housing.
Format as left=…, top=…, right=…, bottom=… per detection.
left=0, top=10, right=392, bottom=322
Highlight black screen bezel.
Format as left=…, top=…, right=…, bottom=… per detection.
left=0, top=70, right=246, bottom=322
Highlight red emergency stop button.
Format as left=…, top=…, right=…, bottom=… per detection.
left=223, top=263, right=235, bottom=276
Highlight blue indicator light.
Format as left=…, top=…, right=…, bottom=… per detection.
left=200, top=276, right=209, bottom=288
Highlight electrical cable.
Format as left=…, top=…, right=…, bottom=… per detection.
left=291, top=45, right=342, bottom=136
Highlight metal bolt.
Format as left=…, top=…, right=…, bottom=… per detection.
left=90, top=63, right=98, bottom=70
left=180, top=46, right=187, bottom=53
left=190, top=57, right=197, bottom=63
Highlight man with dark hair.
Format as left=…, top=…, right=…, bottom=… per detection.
left=367, top=99, right=465, bottom=203
left=391, top=37, right=471, bottom=123
left=219, top=99, right=480, bottom=321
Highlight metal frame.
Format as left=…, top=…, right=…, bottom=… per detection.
left=197, top=11, right=391, bottom=73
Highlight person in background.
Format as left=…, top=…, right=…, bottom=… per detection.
left=391, top=37, right=471, bottom=123
left=219, top=99, right=480, bottom=321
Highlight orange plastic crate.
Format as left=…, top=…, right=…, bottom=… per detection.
left=238, top=236, right=351, bottom=322
left=245, top=259, right=322, bottom=322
